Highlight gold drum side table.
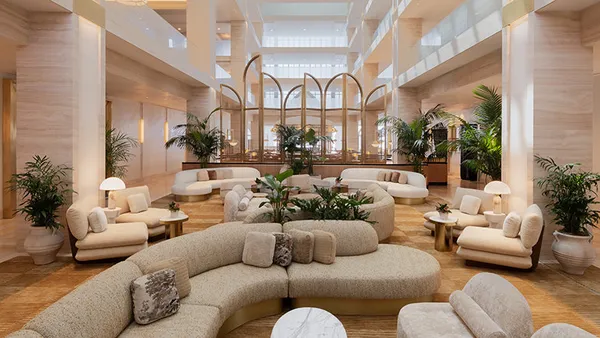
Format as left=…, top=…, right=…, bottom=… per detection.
left=430, top=215, right=458, bottom=252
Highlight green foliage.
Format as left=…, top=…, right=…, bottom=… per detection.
left=535, top=155, right=600, bottom=236
left=275, top=125, right=332, bottom=175
left=255, top=169, right=296, bottom=224
left=105, top=128, right=138, bottom=178
left=436, top=203, right=450, bottom=213
left=9, top=155, right=74, bottom=230
left=378, top=104, right=445, bottom=173
left=291, top=186, right=374, bottom=223
left=165, top=108, right=224, bottom=168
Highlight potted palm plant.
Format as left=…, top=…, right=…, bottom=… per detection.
left=9, top=155, right=74, bottom=265
left=535, top=155, right=599, bottom=275
left=275, top=124, right=304, bottom=174
left=105, top=128, right=138, bottom=178
left=166, top=108, right=224, bottom=168
left=255, top=169, right=296, bottom=223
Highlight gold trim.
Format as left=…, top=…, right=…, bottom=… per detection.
left=217, top=299, right=283, bottom=337
left=174, top=194, right=210, bottom=202
left=73, top=0, right=105, bottom=28
left=2, top=79, right=16, bottom=219
left=291, top=296, right=433, bottom=315
left=502, top=0, right=533, bottom=27
left=394, top=197, right=426, bottom=205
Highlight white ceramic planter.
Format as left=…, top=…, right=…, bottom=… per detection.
left=438, top=212, right=449, bottom=220
left=552, top=231, right=596, bottom=275
left=23, top=226, right=64, bottom=265
left=170, top=211, right=179, bottom=218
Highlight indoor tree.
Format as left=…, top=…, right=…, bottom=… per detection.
left=274, top=124, right=304, bottom=174
left=105, top=128, right=139, bottom=178
left=166, top=108, right=224, bottom=168
left=255, top=169, right=296, bottom=223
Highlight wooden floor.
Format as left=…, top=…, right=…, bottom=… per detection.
left=0, top=186, right=599, bottom=337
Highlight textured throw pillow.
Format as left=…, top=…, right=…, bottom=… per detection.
left=289, top=229, right=314, bottom=264
left=232, top=185, right=247, bottom=199
left=520, top=204, right=543, bottom=249
left=222, top=169, right=234, bottom=179
left=131, top=269, right=180, bottom=325
left=127, top=193, right=149, bottom=213
left=145, top=257, right=191, bottom=298
left=390, top=172, right=400, bottom=183
left=244, top=191, right=254, bottom=200
left=312, top=230, right=336, bottom=264
left=87, top=207, right=108, bottom=233
left=398, top=172, right=408, bottom=184
left=207, top=170, right=217, bottom=180
left=459, top=195, right=481, bottom=215
left=449, top=290, right=508, bottom=338
left=197, top=170, right=209, bottom=182
left=272, top=232, right=293, bottom=267
left=239, top=196, right=250, bottom=211
left=503, top=212, right=522, bottom=238
left=215, top=170, right=226, bottom=180
left=384, top=171, right=393, bottom=182
left=242, top=232, right=276, bottom=268
left=376, top=171, right=386, bottom=182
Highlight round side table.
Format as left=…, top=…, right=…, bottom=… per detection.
left=430, top=215, right=458, bottom=252
left=331, top=184, right=348, bottom=194
left=160, top=214, right=189, bottom=239
left=271, top=307, right=347, bottom=338
left=102, top=207, right=121, bottom=224
left=484, top=211, right=506, bottom=229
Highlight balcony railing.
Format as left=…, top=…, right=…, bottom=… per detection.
left=262, top=36, right=348, bottom=48
left=263, top=64, right=347, bottom=78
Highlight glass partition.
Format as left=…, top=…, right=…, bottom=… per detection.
left=364, top=85, right=387, bottom=164
left=219, top=85, right=242, bottom=162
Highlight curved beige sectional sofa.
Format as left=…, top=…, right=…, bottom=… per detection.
left=8, top=221, right=441, bottom=338
left=171, top=167, right=261, bottom=201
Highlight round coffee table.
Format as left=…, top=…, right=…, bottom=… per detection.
left=430, top=215, right=458, bottom=252
left=271, top=307, right=347, bottom=338
left=160, top=214, right=189, bottom=239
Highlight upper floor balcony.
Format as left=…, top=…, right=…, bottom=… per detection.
left=262, top=36, right=348, bottom=48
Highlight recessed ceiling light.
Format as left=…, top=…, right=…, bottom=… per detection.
left=303, top=28, right=307, bottom=31
left=217, top=27, right=221, bottom=31
left=177, top=27, right=182, bottom=31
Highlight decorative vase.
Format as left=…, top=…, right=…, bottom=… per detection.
left=23, top=226, right=64, bottom=265
left=438, top=212, right=449, bottom=220
left=552, top=231, right=596, bottom=275
left=170, top=210, right=179, bottom=218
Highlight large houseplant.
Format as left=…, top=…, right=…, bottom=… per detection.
left=275, top=124, right=305, bottom=174
left=255, top=169, right=296, bottom=223
left=535, top=155, right=599, bottom=275
left=166, top=108, right=224, bottom=168
left=291, top=186, right=373, bottom=222
left=9, top=155, right=74, bottom=265
left=105, top=128, right=138, bottom=178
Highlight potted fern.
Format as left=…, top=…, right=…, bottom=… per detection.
left=535, top=155, right=599, bottom=275
left=9, top=156, right=74, bottom=265
left=436, top=203, right=451, bottom=220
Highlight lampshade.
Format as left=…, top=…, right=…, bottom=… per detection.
left=484, top=181, right=511, bottom=195
left=99, top=177, right=126, bottom=191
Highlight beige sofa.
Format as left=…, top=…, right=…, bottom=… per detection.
left=9, top=220, right=441, bottom=338
left=171, top=167, right=261, bottom=201
left=66, top=203, right=148, bottom=262
left=223, top=185, right=269, bottom=222
left=456, top=204, right=544, bottom=271
left=424, top=187, right=494, bottom=237
left=112, top=186, right=170, bottom=237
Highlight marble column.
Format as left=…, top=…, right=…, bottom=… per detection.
left=347, top=52, right=359, bottom=73
left=395, top=19, right=422, bottom=75
left=187, top=87, right=217, bottom=161
left=362, top=19, right=379, bottom=54
left=363, top=63, right=379, bottom=96
left=503, top=12, right=593, bottom=259
left=187, top=0, right=216, bottom=77
left=391, top=87, right=421, bottom=163
left=230, top=20, right=248, bottom=93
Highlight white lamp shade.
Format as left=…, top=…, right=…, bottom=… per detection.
left=100, top=177, right=126, bottom=191
left=484, top=181, right=511, bottom=195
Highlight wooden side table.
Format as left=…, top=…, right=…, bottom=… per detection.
left=430, top=215, right=458, bottom=252
left=160, top=214, right=189, bottom=239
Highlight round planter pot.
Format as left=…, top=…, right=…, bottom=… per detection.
left=438, top=212, right=449, bottom=220
left=552, top=231, right=596, bottom=275
left=23, top=226, right=64, bottom=265
left=170, top=211, right=179, bottom=218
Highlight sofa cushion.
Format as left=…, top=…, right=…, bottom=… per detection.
left=238, top=196, right=250, bottom=211
left=460, top=195, right=481, bottom=215
left=398, top=303, right=474, bottom=338
left=232, top=184, right=247, bottom=198
left=119, top=304, right=220, bottom=338
left=242, top=232, right=275, bottom=268
left=207, top=170, right=217, bottom=180
left=289, top=229, right=314, bottom=264
left=272, top=232, right=292, bottom=267
left=172, top=181, right=212, bottom=196
left=145, top=257, right=191, bottom=298
left=182, top=263, right=288, bottom=321
left=75, top=223, right=148, bottom=250
left=457, top=227, right=532, bottom=257
left=386, top=183, right=429, bottom=199
left=503, top=212, right=521, bottom=238
left=398, top=172, right=408, bottom=184
left=75, top=243, right=148, bottom=262
left=117, top=208, right=171, bottom=229
left=113, top=186, right=152, bottom=214
left=449, top=290, right=507, bottom=338
left=376, top=171, right=385, bottom=181
left=456, top=247, right=533, bottom=269
left=131, top=269, right=180, bottom=325
left=384, top=171, right=392, bottom=181
left=288, top=245, right=440, bottom=299
left=234, top=198, right=270, bottom=220
left=311, top=230, right=336, bottom=264
left=283, top=220, right=378, bottom=256
left=424, top=210, right=488, bottom=229
left=88, top=207, right=107, bottom=233
left=390, top=172, right=400, bottom=183
left=196, top=170, right=209, bottom=182
left=128, top=194, right=149, bottom=213
left=66, top=203, right=92, bottom=240
left=520, top=204, right=543, bottom=249
left=452, top=187, right=493, bottom=214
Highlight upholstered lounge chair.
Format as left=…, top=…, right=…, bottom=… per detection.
left=112, top=186, right=170, bottom=238
left=423, top=187, right=494, bottom=237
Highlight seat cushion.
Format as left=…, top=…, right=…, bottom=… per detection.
left=288, top=244, right=440, bottom=299
left=182, top=263, right=288, bottom=321
left=117, top=208, right=171, bottom=228
left=397, top=303, right=474, bottom=338
left=456, top=247, right=532, bottom=269
left=424, top=210, right=488, bottom=229
left=75, top=223, right=148, bottom=250
left=172, top=181, right=212, bottom=196
left=119, top=304, right=220, bottom=338
left=75, top=243, right=148, bottom=262
left=457, top=227, right=532, bottom=257
left=387, top=183, right=429, bottom=199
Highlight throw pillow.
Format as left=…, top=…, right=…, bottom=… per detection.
left=398, top=172, right=408, bottom=184
left=288, top=229, right=314, bottom=264
left=519, top=204, right=543, bottom=249
left=449, top=290, right=507, bottom=338
left=87, top=207, right=108, bottom=233
left=222, top=169, right=234, bottom=179
left=390, top=172, right=400, bottom=183
left=232, top=185, right=247, bottom=199
left=197, top=170, right=209, bottom=182
left=215, top=170, right=226, bottom=180
left=312, top=230, right=336, bottom=264
left=207, top=170, right=217, bottom=180
left=242, top=232, right=276, bottom=268
left=145, top=257, right=191, bottom=298
left=127, top=193, right=149, bottom=213
left=272, top=232, right=293, bottom=267
left=384, top=171, right=393, bottom=182
left=376, top=171, right=386, bottom=182
left=503, top=212, right=522, bottom=238
left=244, top=191, right=254, bottom=200
left=459, top=195, right=481, bottom=216
left=131, top=268, right=180, bottom=325
left=239, top=196, right=250, bottom=211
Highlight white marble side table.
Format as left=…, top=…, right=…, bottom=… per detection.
left=271, top=307, right=347, bottom=338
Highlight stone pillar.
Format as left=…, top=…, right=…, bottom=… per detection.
left=396, top=19, right=422, bottom=75
left=187, top=87, right=217, bottom=161
left=503, top=12, right=593, bottom=259
left=187, top=0, right=216, bottom=77
left=362, top=19, right=379, bottom=54
left=347, top=52, right=359, bottom=73
left=363, top=63, right=379, bottom=95
left=230, top=20, right=248, bottom=93
left=391, top=87, right=421, bottom=163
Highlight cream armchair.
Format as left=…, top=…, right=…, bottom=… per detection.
left=424, top=187, right=494, bottom=237
left=456, top=204, right=544, bottom=271
left=112, top=186, right=170, bottom=238
left=66, top=203, right=148, bottom=262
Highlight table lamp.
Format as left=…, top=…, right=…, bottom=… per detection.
left=100, top=177, right=126, bottom=209
left=484, top=181, right=511, bottom=214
